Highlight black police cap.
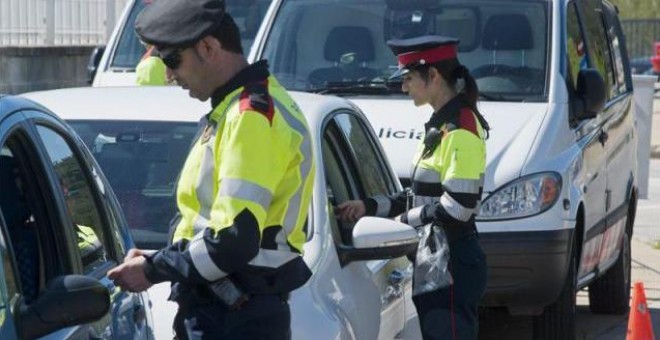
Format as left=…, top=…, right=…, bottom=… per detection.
left=135, top=0, right=226, bottom=49
left=387, top=35, right=460, bottom=79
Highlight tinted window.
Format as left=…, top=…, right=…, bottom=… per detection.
left=602, top=4, right=630, bottom=95
left=110, top=0, right=272, bottom=69
left=68, top=120, right=198, bottom=249
left=36, top=126, right=108, bottom=274
left=577, top=0, right=616, bottom=99
left=566, top=2, right=587, bottom=89
left=334, top=113, right=395, bottom=197
left=322, top=122, right=357, bottom=245
left=261, top=0, right=550, bottom=101
left=0, top=212, right=18, bottom=307
left=0, top=144, right=45, bottom=304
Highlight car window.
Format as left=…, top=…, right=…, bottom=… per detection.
left=334, top=113, right=396, bottom=197
left=601, top=2, right=631, bottom=95
left=0, top=213, right=18, bottom=311
left=0, top=132, right=69, bottom=307
left=68, top=120, right=198, bottom=249
left=576, top=0, right=616, bottom=100
left=261, top=0, right=549, bottom=101
left=110, top=0, right=272, bottom=70
left=566, top=1, right=588, bottom=90
left=36, top=125, right=109, bottom=274
left=322, top=121, right=358, bottom=245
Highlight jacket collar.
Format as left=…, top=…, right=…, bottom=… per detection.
left=210, top=60, right=270, bottom=108
left=424, top=94, right=466, bottom=133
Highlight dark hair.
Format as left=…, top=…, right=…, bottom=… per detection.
left=208, top=14, right=243, bottom=55
left=414, top=59, right=490, bottom=137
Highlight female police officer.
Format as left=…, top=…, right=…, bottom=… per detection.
left=336, top=35, right=489, bottom=340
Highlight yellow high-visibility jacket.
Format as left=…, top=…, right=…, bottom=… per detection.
left=135, top=56, right=167, bottom=86
left=144, top=61, right=315, bottom=294
left=365, top=95, right=486, bottom=229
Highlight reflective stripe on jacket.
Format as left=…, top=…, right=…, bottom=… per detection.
left=145, top=63, right=314, bottom=294
left=367, top=95, right=486, bottom=228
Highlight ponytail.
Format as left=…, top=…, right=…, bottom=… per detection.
left=417, top=59, right=490, bottom=138
left=453, top=65, right=490, bottom=138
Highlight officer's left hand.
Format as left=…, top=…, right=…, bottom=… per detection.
left=108, top=256, right=153, bottom=292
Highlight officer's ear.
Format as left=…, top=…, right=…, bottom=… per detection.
left=197, top=36, right=222, bottom=61
left=428, top=67, right=441, bottom=83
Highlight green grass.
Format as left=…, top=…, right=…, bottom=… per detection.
left=652, top=240, right=660, bottom=250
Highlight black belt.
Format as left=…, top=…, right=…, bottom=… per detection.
left=175, top=285, right=289, bottom=311
left=440, top=224, right=477, bottom=243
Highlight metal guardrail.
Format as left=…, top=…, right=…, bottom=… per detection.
left=0, top=0, right=128, bottom=46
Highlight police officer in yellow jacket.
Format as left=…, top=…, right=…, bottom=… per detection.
left=337, top=36, right=489, bottom=340
left=135, top=44, right=167, bottom=86
left=108, top=0, right=315, bottom=338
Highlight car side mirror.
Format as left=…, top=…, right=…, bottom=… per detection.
left=87, top=46, right=105, bottom=85
left=18, top=275, right=110, bottom=339
left=574, top=68, right=606, bottom=120
left=337, top=217, right=418, bottom=265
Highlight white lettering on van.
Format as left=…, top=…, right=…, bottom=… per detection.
left=378, top=127, right=424, bottom=140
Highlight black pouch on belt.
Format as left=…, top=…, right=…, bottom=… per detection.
left=208, top=277, right=250, bottom=310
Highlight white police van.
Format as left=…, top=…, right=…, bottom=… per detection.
left=250, top=0, right=638, bottom=338
left=88, top=0, right=272, bottom=86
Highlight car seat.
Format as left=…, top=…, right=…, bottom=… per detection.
left=0, top=155, right=40, bottom=304
left=308, top=26, right=378, bottom=87
left=482, top=13, right=534, bottom=66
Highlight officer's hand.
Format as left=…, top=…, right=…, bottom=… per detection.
left=335, top=200, right=366, bottom=222
left=108, top=256, right=153, bottom=293
left=125, top=248, right=157, bottom=261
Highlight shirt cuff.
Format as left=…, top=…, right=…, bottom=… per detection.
left=143, top=251, right=169, bottom=284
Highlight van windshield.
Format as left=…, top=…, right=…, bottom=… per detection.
left=110, top=0, right=271, bottom=70
left=68, top=120, right=198, bottom=249
left=260, top=0, right=550, bottom=102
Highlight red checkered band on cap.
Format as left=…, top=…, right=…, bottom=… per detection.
left=397, top=44, right=458, bottom=68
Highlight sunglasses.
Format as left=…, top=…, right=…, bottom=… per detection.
left=159, top=47, right=184, bottom=70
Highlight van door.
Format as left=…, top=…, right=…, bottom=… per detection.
left=599, top=1, right=635, bottom=267
left=575, top=0, right=633, bottom=269
left=566, top=1, right=608, bottom=280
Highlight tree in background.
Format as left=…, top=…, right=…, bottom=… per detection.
left=611, top=0, right=660, bottom=19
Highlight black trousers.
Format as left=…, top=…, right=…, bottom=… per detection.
left=412, top=235, right=488, bottom=340
left=173, top=294, right=291, bottom=340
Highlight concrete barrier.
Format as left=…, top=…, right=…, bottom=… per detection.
left=633, top=74, right=657, bottom=199
left=0, top=46, right=96, bottom=94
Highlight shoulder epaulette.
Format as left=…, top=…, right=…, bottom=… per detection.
left=444, top=108, right=479, bottom=137
left=239, top=81, right=274, bottom=125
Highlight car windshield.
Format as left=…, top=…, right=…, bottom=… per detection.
left=110, top=0, right=271, bottom=70
left=68, top=120, right=198, bottom=249
left=260, top=0, right=550, bottom=101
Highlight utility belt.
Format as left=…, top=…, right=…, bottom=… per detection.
left=172, top=278, right=290, bottom=312
left=438, top=223, right=477, bottom=243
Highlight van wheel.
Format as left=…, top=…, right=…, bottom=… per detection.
left=532, top=241, right=576, bottom=340
left=588, top=229, right=631, bottom=314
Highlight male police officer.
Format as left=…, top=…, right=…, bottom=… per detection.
left=107, top=0, right=315, bottom=338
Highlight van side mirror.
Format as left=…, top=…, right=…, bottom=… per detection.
left=574, top=68, right=606, bottom=120
left=87, top=46, right=105, bottom=85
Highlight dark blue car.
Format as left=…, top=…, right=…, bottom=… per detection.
left=0, top=95, right=153, bottom=339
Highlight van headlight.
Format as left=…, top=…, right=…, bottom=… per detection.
left=477, top=172, right=562, bottom=221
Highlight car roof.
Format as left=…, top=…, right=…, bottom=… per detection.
left=22, top=86, right=353, bottom=129
left=0, top=94, right=57, bottom=121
